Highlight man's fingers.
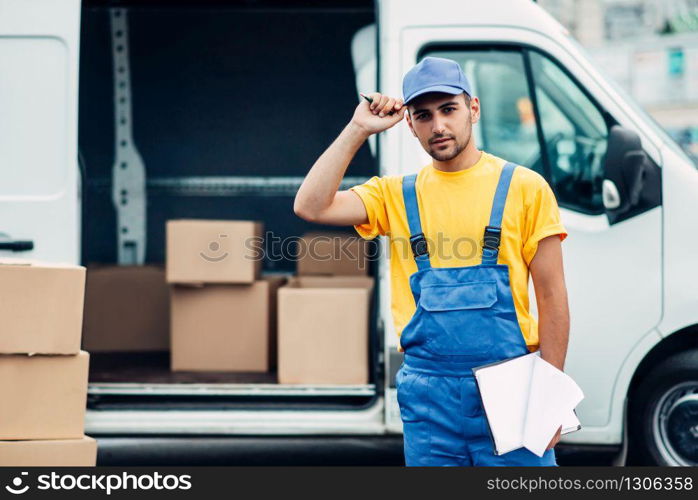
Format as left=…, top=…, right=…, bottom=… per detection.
left=378, top=98, right=394, bottom=116
left=361, top=92, right=404, bottom=119
left=368, top=92, right=381, bottom=110
left=369, top=94, right=380, bottom=111
left=376, top=95, right=388, bottom=114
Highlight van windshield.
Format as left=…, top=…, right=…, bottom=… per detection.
left=565, top=35, right=697, bottom=169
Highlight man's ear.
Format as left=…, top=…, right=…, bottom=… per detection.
left=405, top=111, right=417, bottom=137
left=469, top=96, right=481, bottom=125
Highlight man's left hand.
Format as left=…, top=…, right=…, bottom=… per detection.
left=546, top=425, right=562, bottom=450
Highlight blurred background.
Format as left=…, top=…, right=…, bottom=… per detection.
left=539, top=0, right=698, bottom=163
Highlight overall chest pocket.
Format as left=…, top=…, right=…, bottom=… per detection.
left=418, top=280, right=498, bottom=357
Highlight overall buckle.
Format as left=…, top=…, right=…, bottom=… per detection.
left=483, top=226, right=502, bottom=251
left=409, top=233, right=429, bottom=258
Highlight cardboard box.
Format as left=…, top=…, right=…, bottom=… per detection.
left=0, top=260, right=85, bottom=355
left=0, top=351, right=89, bottom=440
left=296, top=232, right=369, bottom=276
left=170, top=276, right=286, bottom=372
left=0, top=436, right=97, bottom=466
left=166, top=219, right=263, bottom=284
left=278, top=276, right=373, bottom=384
left=82, top=265, right=170, bottom=352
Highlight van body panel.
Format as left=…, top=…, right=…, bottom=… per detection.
left=657, top=145, right=698, bottom=338
left=0, top=0, right=81, bottom=264
left=562, top=328, right=663, bottom=444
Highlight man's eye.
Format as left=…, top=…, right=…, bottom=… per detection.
left=444, top=107, right=455, bottom=113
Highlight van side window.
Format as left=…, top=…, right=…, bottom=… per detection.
left=529, top=52, right=608, bottom=214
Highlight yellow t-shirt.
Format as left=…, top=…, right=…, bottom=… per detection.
left=349, top=151, right=567, bottom=352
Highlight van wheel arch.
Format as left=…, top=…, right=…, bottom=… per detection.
left=626, top=328, right=698, bottom=466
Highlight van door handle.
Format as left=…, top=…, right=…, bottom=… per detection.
left=0, top=240, right=34, bottom=251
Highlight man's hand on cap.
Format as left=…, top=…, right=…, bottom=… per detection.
left=351, top=92, right=406, bottom=137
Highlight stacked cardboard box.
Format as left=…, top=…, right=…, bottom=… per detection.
left=0, top=437, right=97, bottom=466
left=167, top=220, right=284, bottom=372
left=0, top=260, right=97, bottom=466
left=277, top=232, right=374, bottom=384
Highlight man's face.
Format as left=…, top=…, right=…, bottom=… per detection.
left=406, top=92, right=480, bottom=162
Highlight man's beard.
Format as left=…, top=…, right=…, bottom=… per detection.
left=425, top=122, right=471, bottom=162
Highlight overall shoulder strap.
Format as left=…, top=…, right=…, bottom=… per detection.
left=401, top=173, right=431, bottom=271
left=482, top=162, right=517, bottom=265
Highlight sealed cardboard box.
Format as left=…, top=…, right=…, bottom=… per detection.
left=171, top=276, right=286, bottom=372
left=82, top=265, right=170, bottom=352
left=296, top=231, right=369, bottom=276
left=278, top=276, right=373, bottom=384
left=0, top=436, right=97, bottom=466
left=0, top=260, right=85, bottom=355
left=0, top=351, right=89, bottom=440
left=166, top=219, right=263, bottom=284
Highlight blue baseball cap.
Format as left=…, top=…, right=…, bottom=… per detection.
left=402, top=57, right=472, bottom=105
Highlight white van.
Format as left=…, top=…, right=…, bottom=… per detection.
left=1, top=0, right=697, bottom=466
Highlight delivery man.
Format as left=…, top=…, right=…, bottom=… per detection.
left=294, top=56, right=569, bottom=466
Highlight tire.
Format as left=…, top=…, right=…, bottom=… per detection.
left=629, top=349, right=698, bottom=466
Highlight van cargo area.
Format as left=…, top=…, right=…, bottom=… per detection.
left=78, top=1, right=381, bottom=412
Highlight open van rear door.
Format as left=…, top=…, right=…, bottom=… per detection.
left=0, top=0, right=81, bottom=263
left=378, top=0, right=663, bottom=438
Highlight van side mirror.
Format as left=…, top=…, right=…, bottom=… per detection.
left=602, top=126, right=649, bottom=215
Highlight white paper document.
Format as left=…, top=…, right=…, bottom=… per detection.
left=472, top=352, right=584, bottom=457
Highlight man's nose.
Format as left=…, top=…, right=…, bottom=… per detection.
left=431, top=116, right=446, bottom=135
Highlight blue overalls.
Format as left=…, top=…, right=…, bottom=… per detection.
left=396, top=162, right=558, bottom=467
